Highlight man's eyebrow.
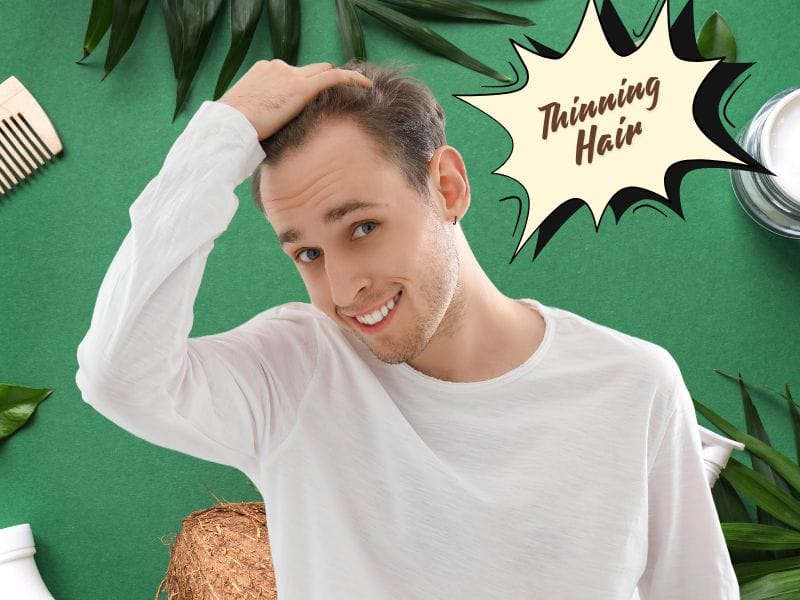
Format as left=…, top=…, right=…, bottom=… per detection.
left=278, top=201, right=384, bottom=247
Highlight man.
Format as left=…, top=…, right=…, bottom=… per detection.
left=76, top=59, right=738, bottom=599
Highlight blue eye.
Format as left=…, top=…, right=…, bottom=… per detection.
left=296, top=248, right=321, bottom=263
left=354, top=221, right=378, bottom=238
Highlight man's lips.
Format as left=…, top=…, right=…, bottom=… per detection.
left=345, top=290, right=401, bottom=318
left=345, top=291, right=402, bottom=334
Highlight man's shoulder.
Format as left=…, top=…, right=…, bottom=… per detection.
left=250, top=301, right=335, bottom=327
left=536, top=300, right=679, bottom=385
left=246, top=301, right=348, bottom=341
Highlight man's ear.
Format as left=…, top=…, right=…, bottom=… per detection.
left=427, top=145, right=470, bottom=223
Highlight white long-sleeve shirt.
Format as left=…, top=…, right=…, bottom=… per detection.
left=75, top=100, right=739, bottom=599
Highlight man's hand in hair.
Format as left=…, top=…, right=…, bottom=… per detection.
left=219, top=59, right=373, bottom=142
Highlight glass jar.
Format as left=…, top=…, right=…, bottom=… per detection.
left=730, top=86, right=800, bottom=237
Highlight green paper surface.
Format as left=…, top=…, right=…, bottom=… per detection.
left=1, top=0, right=798, bottom=597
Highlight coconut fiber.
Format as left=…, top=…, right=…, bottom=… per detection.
left=155, top=501, right=278, bottom=599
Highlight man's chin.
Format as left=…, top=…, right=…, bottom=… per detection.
left=361, top=337, right=413, bottom=365
left=332, top=314, right=428, bottom=364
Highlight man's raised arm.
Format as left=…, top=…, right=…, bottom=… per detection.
left=75, top=61, right=372, bottom=479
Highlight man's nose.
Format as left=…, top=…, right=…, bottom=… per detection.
left=324, top=252, right=371, bottom=310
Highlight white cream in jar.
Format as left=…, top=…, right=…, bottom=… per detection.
left=731, top=86, right=800, bottom=237
left=763, top=89, right=800, bottom=206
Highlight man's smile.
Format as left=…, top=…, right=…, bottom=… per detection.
left=345, top=290, right=402, bottom=334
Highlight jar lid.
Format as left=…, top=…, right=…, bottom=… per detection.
left=0, top=523, right=35, bottom=555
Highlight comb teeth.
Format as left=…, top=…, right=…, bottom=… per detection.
left=0, top=76, right=63, bottom=196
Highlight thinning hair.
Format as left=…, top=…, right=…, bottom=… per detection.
left=250, top=59, right=447, bottom=213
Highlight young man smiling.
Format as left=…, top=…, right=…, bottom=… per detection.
left=76, top=59, right=738, bottom=599
left=257, top=95, right=544, bottom=379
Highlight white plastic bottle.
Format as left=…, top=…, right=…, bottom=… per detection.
left=0, top=523, right=55, bottom=599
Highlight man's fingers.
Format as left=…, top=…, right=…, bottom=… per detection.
left=311, top=67, right=373, bottom=91
left=297, top=62, right=336, bottom=76
left=296, top=61, right=372, bottom=90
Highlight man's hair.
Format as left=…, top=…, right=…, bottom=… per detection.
left=250, top=59, right=447, bottom=213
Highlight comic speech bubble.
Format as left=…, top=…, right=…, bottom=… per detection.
left=455, top=0, right=765, bottom=260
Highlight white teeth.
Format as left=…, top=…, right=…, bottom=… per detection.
left=356, top=294, right=398, bottom=325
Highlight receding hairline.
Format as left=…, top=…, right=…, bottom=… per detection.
left=255, top=113, right=435, bottom=219
left=265, top=112, right=395, bottom=172
left=250, top=59, right=445, bottom=215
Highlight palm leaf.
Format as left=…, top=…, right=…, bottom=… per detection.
left=213, top=0, right=264, bottom=100
left=353, top=0, right=511, bottom=82
left=722, top=523, right=800, bottom=551
left=715, top=369, right=794, bottom=407
left=378, top=0, right=533, bottom=26
left=735, top=555, right=800, bottom=585
left=78, top=0, right=114, bottom=63
left=161, top=0, right=227, bottom=121
left=267, top=0, right=301, bottom=65
left=0, top=384, right=54, bottom=440
left=102, top=0, right=151, bottom=81
left=721, top=458, right=800, bottom=531
left=787, top=385, right=800, bottom=470
left=713, top=477, right=772, bottom=564
left=739, top=374, right=796, bottom=533
left=336, top=0, right=367, bottom=61
left=694, top=396, right=800, bottom=496
left=739, top=567, right=800, bottom=600
left=714, top=475, right=752, bottom=523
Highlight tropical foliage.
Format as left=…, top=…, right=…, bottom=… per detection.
left=77, top=0, right=533, bottom=120
left=697, top=371, right=800, bottom=598
left=77, top=2, right=739, bottom=122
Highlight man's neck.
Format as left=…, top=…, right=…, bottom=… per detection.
left=405, top=237, right=546, bottom=384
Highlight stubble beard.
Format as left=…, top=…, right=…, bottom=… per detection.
left=360, top=221, right=462, bottom=365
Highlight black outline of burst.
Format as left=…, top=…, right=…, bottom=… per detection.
left=454, top=0, right=769, bottom=262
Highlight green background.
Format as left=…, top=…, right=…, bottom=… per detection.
left=1, top=0, right=798, bottom=597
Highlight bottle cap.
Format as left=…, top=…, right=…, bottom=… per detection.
left=0, top=523, right=36, bottom=562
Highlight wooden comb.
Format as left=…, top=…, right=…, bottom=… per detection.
left=0, top=76, right=63, bottom=196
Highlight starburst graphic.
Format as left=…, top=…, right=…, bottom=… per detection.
left=455, top=0, right=767, bottom=260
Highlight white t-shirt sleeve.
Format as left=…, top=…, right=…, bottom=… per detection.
left=637, top=358, right=740, bottom=599
left=75, top=100, right=314, bottom=480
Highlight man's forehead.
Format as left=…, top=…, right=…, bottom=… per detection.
left=260, top=119, right=388, bottom=205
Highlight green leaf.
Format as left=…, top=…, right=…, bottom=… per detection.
left=697, top=11, right=737, bottom=63
left=739, top=374, right=796, bottom=531
left=267, top=0, right=301, bottom=65
left=716, top=369, right=791, bottom=405
left=787, top=384, right=800, bottom=470
left=721, top=458, right=800, bottom=531
left=353, top=0, right=511, bottom=82
left=161, top=0, right=227, bottom=121
left=694, top=397, right=800, bottom=496
left=722, top=523, right=800, bottom=551
left=336, top=0, right=367, bottom=61
left=735, top=555, right=800, bottom=584
left=102, top=0, right=150, bottom=81
left=713, top=477, right=772, bottom=564
left=739, top=567, right=800, bottom=600
left=378, top=0, right=533, bottom=26
left=78, top=0, right=114, bottom=64
left=0, top=384, right=53, bottom=440
left=714, top=475, right=753, bottom=523
left=213, top=0, right=264, bottom=100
